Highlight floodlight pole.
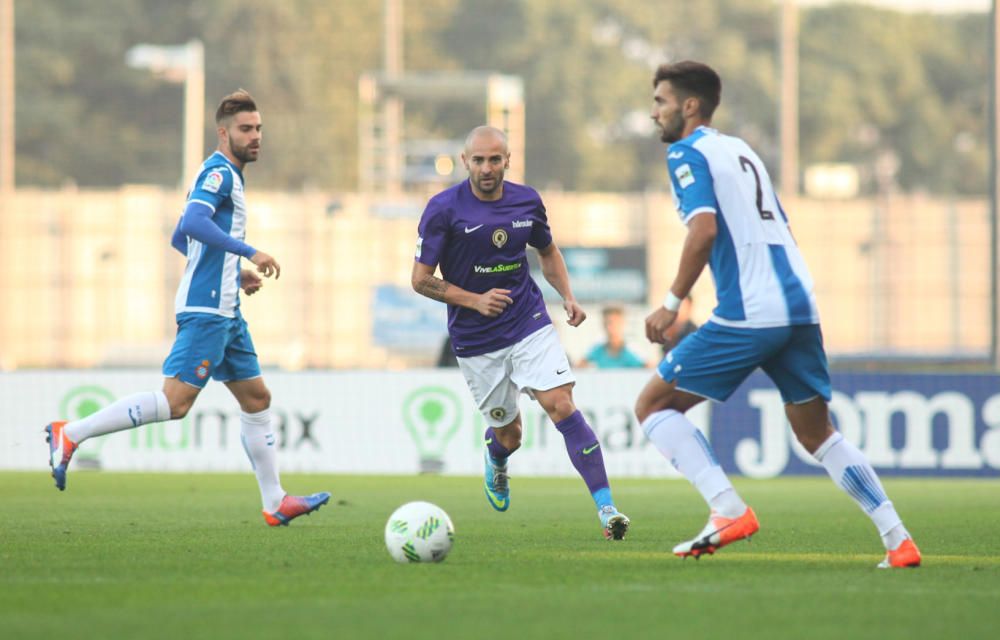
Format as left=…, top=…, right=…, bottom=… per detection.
left=0, top=0, right=13, bottom=195
left=779, top=0, right=799, bottom=197
left=126, top=40, right=205, bottom=188
left=182, top=40, right=204, bottom=189
left=383, top=0, right=403, bottom=194
left=991, top=0, right=999, bottom=368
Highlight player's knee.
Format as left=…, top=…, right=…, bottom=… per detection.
left=495, top=421, right=522, bottom=450
left=634, top=398, right=651, bottom=424
left=243, top=387, right=271, bottom=413
left=169, top=399, right=193, bottom=420
left=545, top=396, right=576, bottom=422
left=792, top=424, right=833, bottom=454
left=635, top=396, right=662, bottom=425
left=257, top=387, right=272, bottom=409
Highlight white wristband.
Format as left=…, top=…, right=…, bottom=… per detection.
left=663, top=291, right=682, bottom=312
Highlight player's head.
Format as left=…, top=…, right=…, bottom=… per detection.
left=215, top=89, right=261, bottom=165
left=651, top=61, right=721, bottom=143
left=601, top=305, right=627, bottom=343
left=462, top=126, right=510, bottom=201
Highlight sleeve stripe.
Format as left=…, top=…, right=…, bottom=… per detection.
left=683, top=208, right=717, bottom=223
left=688, top=206, right=717, bottom=215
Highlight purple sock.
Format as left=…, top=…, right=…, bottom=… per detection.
left=555, top=410, right=611, bottom=505
left=484, top=427, right=513, bottom=464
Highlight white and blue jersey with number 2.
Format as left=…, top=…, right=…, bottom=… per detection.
left=174, top=152, right=252, bottom=318
left=667, top=126, right=819, bottom=329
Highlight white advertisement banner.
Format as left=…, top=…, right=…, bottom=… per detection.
left=2, top=370, right=704, bottom=477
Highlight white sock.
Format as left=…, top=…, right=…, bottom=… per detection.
left=814, top=432, right=907, bottom=549
left=642, top=409, right=746, bottom=518
left=64, top=391, right=170, bottom=444
left=240, top=409, right=285, bottom=512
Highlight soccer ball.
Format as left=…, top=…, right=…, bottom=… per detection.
left=384, top=501, right=455, bottom=563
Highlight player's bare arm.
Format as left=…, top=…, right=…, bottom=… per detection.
left=411, top=261, right=512, bottom=318
left=646, top=213, right=716, bottom=343
left=536, top=242, right=585, bottom=327
left=250, top=250, right=280, bottom=279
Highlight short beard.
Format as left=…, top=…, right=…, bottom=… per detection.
left=658, top=110, right=686, bottom=144
left=475, top=174, right=502, bottom=194
left=230, top=141, right=258, bottom=164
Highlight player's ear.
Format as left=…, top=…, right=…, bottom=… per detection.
left=683, top=96, right=700, bottom=119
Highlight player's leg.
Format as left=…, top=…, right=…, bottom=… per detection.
left=482, top=415, right=520, bottom=512
left=510, top=325, right=629, bottom=538
left=532, top=382, right=629, bottom=539
left=220, top=316, right=330, bottom=526
left=456, top=347, right=520, bottom=512
left=765, top=324, right=919, bottom=568
left=636, top=323, right=767, bottom=557
left=45, top=314, right=214, bottom=490
left=486, top=414, right=522, bottom=461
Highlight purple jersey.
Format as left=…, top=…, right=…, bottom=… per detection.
left=416, top=180, right=553, bottom=357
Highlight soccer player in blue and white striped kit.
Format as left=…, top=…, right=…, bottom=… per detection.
left=46, top=90, right=330, bottom=526
left=636, top=61, right=920, bottom=568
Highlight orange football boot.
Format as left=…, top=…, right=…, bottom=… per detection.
left=45, top=421, right=78, bottom=491
left=673, top=507, right=760, bottom=558
left=263, top=492, right=332, bottom=526
left=878, top=538, right=921, bottom=568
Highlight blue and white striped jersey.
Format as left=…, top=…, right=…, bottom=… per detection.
left=174, top=152, right=249, bottom=317
left=667, top=126, right=819, bottom=329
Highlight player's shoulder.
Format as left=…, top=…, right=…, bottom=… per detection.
left=666, top=136, right=709, bottom=168
left=425, top=181, right=465, bottom=213
left=196, top=155, right=236, bottom=186
left=501, top=180, right=544, bottom=206
left=199, top=152, right=235, bottom=175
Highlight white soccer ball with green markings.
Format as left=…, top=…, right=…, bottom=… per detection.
left=384, top=501, right=454, bottom=563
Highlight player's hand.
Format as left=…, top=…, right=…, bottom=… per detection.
left=645, top=307, right=677, bottom=344
left=563, top=299, right=586, bottom=327
left=240, top=269, right=263, bottom=296
left=474, top=288, right=513, bottom=317
left=250, top=251, right=281, bottom=279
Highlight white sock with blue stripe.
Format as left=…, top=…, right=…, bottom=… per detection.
left=240, top=409, right=285, bottom=513
left=642, top=409, right=746, bottom=518
left=64, top=390, right=170, bottom=444
left=814, top=431, right=908, bottom=550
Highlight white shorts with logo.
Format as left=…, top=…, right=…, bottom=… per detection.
left=456, top=324, right=575, bottom=428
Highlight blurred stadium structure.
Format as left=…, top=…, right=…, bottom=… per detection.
left=0, top=188, right=990, bottom=369
left=0, top=0, right=996, bottom=371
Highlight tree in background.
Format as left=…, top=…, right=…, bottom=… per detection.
left=11, top=0, right=991, bottom=196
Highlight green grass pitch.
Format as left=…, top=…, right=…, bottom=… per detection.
left=1, top=472, right=997, bottom=639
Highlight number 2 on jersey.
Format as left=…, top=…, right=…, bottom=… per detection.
left=739, top=155, right=775, bottom=221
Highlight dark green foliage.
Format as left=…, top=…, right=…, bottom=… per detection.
left=12, top=1, right=990, bottom=194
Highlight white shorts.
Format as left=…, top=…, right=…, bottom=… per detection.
left=456, top=324, right=575, bottom=428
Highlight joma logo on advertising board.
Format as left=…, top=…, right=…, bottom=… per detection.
left=736, top=390, right=1000, bottom=478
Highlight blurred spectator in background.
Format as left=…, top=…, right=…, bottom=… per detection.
left=660, top=295, right=698, bottom=357
left=577, top=305, right=646, bottom=369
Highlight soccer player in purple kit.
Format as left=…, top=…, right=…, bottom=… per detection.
left=411, top=126, right=630, bottom=540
